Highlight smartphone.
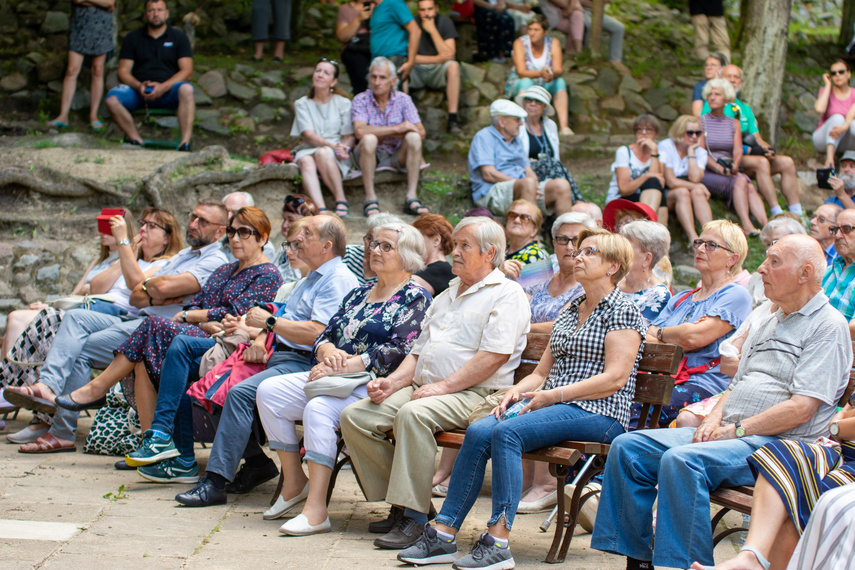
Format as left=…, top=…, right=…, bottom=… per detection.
left=97, top=208, right=125, bottom=234
left=817, top=165, right=835, bottom=190
left=144, top=86, right=154, bottom=94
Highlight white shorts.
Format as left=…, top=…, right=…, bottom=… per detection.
left=475, top=179, right=548, bottom=216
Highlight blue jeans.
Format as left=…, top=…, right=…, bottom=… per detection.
left=105, top=82, right=193, bottom=113
left=435, top=403, right=624, bottom=532
left=150, top=334, right=217, bottom=460
left=590, top=427, right=776, bottom=568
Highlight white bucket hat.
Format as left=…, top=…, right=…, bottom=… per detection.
left=515, top=85, right=556, bottom=117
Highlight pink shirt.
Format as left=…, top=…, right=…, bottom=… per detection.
left=818, top=86, right=855, bottom=127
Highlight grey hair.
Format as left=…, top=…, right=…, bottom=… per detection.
left=552, top=212, right=596, bottom=238
left=760, top=217, right=807, bottom=245
left=702, top=77, right=736, bottom=103
left=368, top=56, right=398, bottom=91
left=368, top=213, right=405, bottom=237
left=223, top=191, right=255, bottom=207
left=570, top=201, right=603, bottom=224
left=490, top=116, right=502, bottom=128
left=454, top=217, right=507, bottom=269
left=375, top=223, right=426, bottom=274
left=620, top=220, right=671, bottom=268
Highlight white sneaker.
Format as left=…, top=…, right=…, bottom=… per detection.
left=279, top=513, right=331, bottom=536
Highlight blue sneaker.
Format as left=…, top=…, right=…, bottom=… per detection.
left=137, top=458, right=200, bottom=484
left=125, top=429, right=179, bottom=467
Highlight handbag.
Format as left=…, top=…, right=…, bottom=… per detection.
left=49, top=293, right=117, bottom=311
left=530, top=158, right=584, bottom=203
left=303, top=371, right=375, bottom=400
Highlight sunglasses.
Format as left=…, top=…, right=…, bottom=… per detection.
left=685, top=130, right=703, bottom=137
left=830, top=69, right=848, bottom=76
left=226, top=226, right=260, bottom=239
left=506, top=211, right=533, bottom=224
left=138, top=219, right=169, bottom=232
left=523, top=97, right=545, bottom=105
left=553, top=235, right=577, bottom=246
left=188, top=212, right=225, bottom=229
left=570, top=247, right=600, bottom=258
left=693, top=239, right=734, bottom=253
left=319, top=57, right=339, bottom=67
left=830, top=224, right=855, bottom=235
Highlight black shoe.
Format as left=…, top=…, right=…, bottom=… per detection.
left=369, top=505, right=404, bottom=534
left=55, top=393, right=107, bottom=412
left=225, top=459, right=279, bottom=494
left=373, top=516, right=424, bottom=550
left=114, top=460, right=135, bottom=470
left=177, top=142, right=191, bottom=152
left=174, top=476, right=227, bottom=507
left=447, top=120, right=462, bottom=135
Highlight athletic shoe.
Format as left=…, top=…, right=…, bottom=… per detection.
left=452, top=533, right=515, bottom=570
left=137, top=458, right=200, bottom=484
left=398, top=525, right=460, bottom=565
left=125, top=429, right=179, bottom=467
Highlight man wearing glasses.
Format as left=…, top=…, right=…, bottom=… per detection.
left=822, top=208, right=855, bottom=336
left=808, top=203, right=842, bottom=264
left=4, top=199, right=228, bottom=454
left=826, top=150, right=855, bottom=210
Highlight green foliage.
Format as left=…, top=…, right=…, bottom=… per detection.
left=32, top=140, right=60, bottom=149
left=103, top=484, right=129, bottom=501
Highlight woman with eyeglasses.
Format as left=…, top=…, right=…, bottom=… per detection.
left=292, top=58, right=355, bottom=218
left=500, top=199, right=548, bottom=280
left=691, top=53, right=727, bottom=117
left=641, top=220, right=752, bottom=426
left=813, top=59, right=855, bottom=167
left=272, top=194, right=319, bottom=283
left=660, top=115, right=713, bottom=244
left=2, top=208, right=181, bottom=443
left=399, top=228, right=646, bottom=568
left=255, top=223, right=430, bottom=535
left=606, top=114, right=666, bottom=225
left=56, top=208, right=283, bottom=441
left=700, top=78, right=766, bottom=237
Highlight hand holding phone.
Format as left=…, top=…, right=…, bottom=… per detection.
left=97, top=208, right=126, bottom=235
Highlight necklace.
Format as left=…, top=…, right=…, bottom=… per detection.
left=314, top=97, right=332, bottom=124
left=526, top=119, right=550, bottom=159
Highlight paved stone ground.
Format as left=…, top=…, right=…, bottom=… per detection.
left=0, top=411, right=742, bottom=569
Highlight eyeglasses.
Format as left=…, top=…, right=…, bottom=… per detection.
left=319, top=57, right=339, bottom=67
left=368, top=240, right=395, bottom=253
left=138, top=219, right=168, bottom=232
left=685, top=130, right=703, bottom=137
left=693, top=239, right=734, bottom=253
left=570, top=247, right=601, bottom=258
left=811, top=214, right=833, bottom=225
left=226, top=226, right=260, bottom=239
left=829, top=224, right=855, bottom=235
left=553, top=235, right=577, bottom=246
left=830, top=69, right=848, bottom=76
left=506, top=211, right=533, bottom=224
left=283, top=241, right=301, bottom=251
left=189, top=212, right=225, bottom=229
left=635, top=126, right=656, bottom=133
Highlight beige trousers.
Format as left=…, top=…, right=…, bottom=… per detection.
left=692, top=14, right=730, bottom=63
left=339, top=385, right=493, bottom=513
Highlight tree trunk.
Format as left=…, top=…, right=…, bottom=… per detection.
left=740, top=0, right=791, bottom=146
left=841, top=0, right=855, bottom=46
left=588, top=0, right=604, bottom=59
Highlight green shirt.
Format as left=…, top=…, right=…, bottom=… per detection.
left=700, top=98, right=758, bottom=135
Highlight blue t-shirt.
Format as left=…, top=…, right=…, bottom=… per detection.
left=651, top=283, right=752, bottom=394
left=469, top=125, right=529, bottom=202
left=369, top=0, right=414, bottom=58
left=824, top=195, right=851, bottom=209
left=692, top=79, right=706, bottom=102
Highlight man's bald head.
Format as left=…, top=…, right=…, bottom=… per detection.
left=760, top=234, right=826, bottom=307
left=722, top=64, right=742, bottom=91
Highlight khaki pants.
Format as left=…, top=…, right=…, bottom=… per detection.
left=692, top=14, right=730, bottom=62
left=340, top=385, right=493, bottom=513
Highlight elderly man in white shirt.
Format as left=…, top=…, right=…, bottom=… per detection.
left=340, top=216, right=531, bottom=550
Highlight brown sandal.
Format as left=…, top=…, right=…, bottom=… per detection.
left=3, top=385, right=57, bottom=414
left=19, top=433, right=76, bottom=454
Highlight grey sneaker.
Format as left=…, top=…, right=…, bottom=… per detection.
left=137, top=458, right=200, bottom=484
left=452, top=533, right=515, bottom=570
left=398, top=525, right=460, bottom=565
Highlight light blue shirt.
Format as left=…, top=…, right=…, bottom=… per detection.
left=273, top=256, right=359, bottom=351
left=469, top=125, right=529, bottom=202
left=141, top=241, right=229, bottom=319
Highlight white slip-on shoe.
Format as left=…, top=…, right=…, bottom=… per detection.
left=263, top=481, right=310, bottom=520
left=516, top=490, right=558, bottom=513
left=279, top=513, right=331, bottom=536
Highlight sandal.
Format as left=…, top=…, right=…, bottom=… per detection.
left=403, top=198, right=430, bottom=216
left=48, top=119, right=68, bottom=129
left=90, top=120, right=104, bottom=131
left=18, top=433, right=76, bottom=454
left=3, top=385, right=57, bottom=414
left=334, top=201, right=350, bottom=218
left=363, top=200, right=381, bottom=217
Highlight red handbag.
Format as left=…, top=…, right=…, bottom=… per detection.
left=258, top=149, right=294, bottom=165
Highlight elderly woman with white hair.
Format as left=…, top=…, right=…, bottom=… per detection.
left=700, top=78, right=767, bottom=236
left=256, top=222, right=431, bottom=536
left=619, top=220, right=672, bottom=325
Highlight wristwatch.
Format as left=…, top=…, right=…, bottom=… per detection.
left=117, top=238, right=130, bottom=246
left=734, top=421, right=746, bottom=438
left=830, top=421, right=840, bottom=437
left=180, top=310, right=188, bottom=323
left=266, top=315, right=278, bottom=331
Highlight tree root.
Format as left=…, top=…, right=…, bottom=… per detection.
left=0, top=165, right=128, bottom=199
left=141, top=145, right=231, bottom=207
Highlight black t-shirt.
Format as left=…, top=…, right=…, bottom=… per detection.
left=417, top=15, right=458, bottom=57
left=415, top=260, right=454, bottom=295
left=119, top=26, right=193, bottom=83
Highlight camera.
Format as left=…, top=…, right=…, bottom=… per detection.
left=817, top=165, right=835, bottom=190
left=716, top=157, right=733, bottom=172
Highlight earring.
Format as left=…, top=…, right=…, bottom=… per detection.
left=607, top=272, right=611, bottom=276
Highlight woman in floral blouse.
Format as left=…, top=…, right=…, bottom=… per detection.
left=501, top=199, right=548, bottom=280
left=256, top=222, right=431, bottom=536
left=618, top=220, right=672, bottom=326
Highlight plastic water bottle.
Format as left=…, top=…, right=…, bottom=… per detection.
left=738, top=514, right=750, bottom=545
left=500, top=398, right=532, bottom=421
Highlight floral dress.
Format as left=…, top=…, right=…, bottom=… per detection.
left=313, top=281, right=431, bottom=376
left=116, top=262, right=283, bottom=385
left=507, top=241, right=547, bottom=265
left=525, top=281, right=584, bottom=324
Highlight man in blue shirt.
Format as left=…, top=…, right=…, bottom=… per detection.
left=826, top=150, right=855, bottom=209
left=369, top=0, right=421, bottom=81
left=809, top=203, right=842, bottom=265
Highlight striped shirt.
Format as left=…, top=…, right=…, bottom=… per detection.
left=822, top=256, right=855, bottom=322
left=351, top=90, right=421, bottom=154
left=700, top=113, right=736, bottom=161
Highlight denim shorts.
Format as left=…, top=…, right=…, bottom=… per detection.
left=106, top=82, right=193, bottom=113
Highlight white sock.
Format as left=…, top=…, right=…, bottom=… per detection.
left=490, top=535, right=509, bottom=548
left=789, top=204, right=803, bottom=215
left=436, top=529, right=456, bottom=542
left=770, top=205, right=784, bottom=216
